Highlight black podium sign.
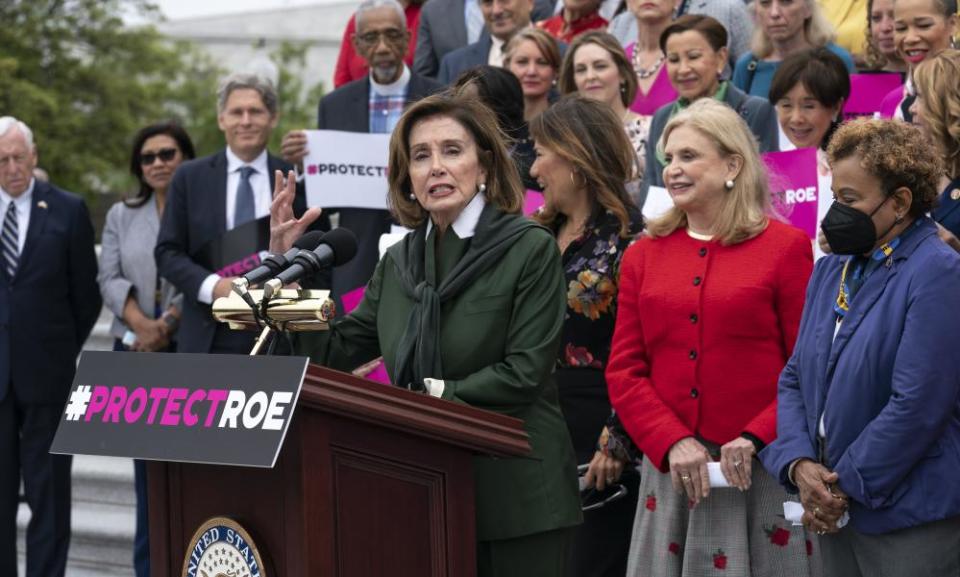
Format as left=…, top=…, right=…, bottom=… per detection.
left=51, top=351, right=308, bottom=468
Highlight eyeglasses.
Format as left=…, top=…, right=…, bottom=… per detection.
left=356, top=29, right=406, bottom=46
left=140, top=148, right=178, bottom=166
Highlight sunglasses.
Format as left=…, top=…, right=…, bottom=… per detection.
left=140, top=148, right=178, bottom=166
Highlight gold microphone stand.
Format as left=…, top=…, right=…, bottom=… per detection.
left=212, top=289, right=336, bottom=355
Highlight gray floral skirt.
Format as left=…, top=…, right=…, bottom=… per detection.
left=626, top=457, right=823, bottom=577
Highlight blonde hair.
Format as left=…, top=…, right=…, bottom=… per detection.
left=504, top=28, right=563, bottom=71
left=387, top=94, right=523, bottom=228
left=751, top=0, right=837, bottom=59
left=647, top=99, right=770, bottom=245
left=914, top=49, right=960, bottom=178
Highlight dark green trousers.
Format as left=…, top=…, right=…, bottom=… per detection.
left=477, top=526, right=576, bottom=577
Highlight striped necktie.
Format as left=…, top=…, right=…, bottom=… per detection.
left=2, top=202, right=19, bottom=279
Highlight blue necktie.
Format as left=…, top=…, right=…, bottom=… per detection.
left=234, top=166, right=256, bottom=227
left=2, top=202, right=19, bottom=279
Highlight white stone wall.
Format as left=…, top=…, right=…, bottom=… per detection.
left=157, top=1, right=359, bottom=92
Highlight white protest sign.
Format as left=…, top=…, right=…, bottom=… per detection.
left=303, top=130, right=391, bottom=210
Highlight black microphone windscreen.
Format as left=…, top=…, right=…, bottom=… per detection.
left=323, top=228, right=359, bottom=266
left=293, top=230, right=325, bottom=251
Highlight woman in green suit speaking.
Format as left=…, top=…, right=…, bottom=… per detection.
left=271, top=93, right=582, bottom=577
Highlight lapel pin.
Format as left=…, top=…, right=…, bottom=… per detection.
left=885, top=256, right=893, bottom=268
left=952, top=189, right=960, bottom=201
left=37, top=200, right=48, bottom=210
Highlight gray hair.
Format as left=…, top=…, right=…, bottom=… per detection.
left=355, top=0, right=406, bottom=30
left=216, top=73, right=278, bottom=116
left=0, top=116, right=35, bottom=150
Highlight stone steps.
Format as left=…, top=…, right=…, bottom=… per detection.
left=17, top=455, right=137, bottom=576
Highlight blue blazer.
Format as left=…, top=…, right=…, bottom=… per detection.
left=155, top=150, right=296, bottom=353
left=438, top=32, right=493, bottom=85
left=933, top=178, right=960, bottom=239
left=761, top=218, right=960, bottom=534
left=0, top=181, right=101, bottom=404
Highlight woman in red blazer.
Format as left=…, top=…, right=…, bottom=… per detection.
left=606, top=98, right=819, bottom=577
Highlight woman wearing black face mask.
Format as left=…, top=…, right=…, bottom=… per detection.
left=761, top=118, right=960, bottom=577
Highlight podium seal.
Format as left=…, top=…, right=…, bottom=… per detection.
left=182, top=516, right=267, bottom=577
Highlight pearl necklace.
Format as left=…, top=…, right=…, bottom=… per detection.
left=633, top=49, right=664, bottom=80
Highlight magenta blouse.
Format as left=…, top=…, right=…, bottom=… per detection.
left=626, top=43, right=677, bottom=116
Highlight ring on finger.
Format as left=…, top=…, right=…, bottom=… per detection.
left=681, top=474, right=691, bottom=482
left=734, top=459, right=743, bottom=468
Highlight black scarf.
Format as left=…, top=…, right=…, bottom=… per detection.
left=389, top=203, right=544, bottom=390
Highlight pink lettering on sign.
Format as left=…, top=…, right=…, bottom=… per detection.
left=204, top=390, right=229, bottom=427
left=73, top=386, right=284, bottom=429
left=85, top=385, right=111, bottom=422
left=183, top=389, right=207, bottom=427
left=216, top=252, right=262, bottom=278
left=524, top=190, right=545, bottom=216
left=160, top=388, right=189, bottom=426
left=844, top=74, right=904, bottom=120
left=763, top=148, right=820, bottom=241
left=124, top=387, right=149, bottom=423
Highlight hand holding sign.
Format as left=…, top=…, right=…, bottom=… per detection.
left=280, top=130, right=309, bottom=167
left=270, top=170, right=323, bottom=254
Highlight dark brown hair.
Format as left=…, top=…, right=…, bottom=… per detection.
left=528, top=95, right=638, bottom=237
left=128, top=121, right=196, bottom=207
left=659, top=14, right=728, bottom=54
left=828, top=117, right=942, bottom=217
left=387, top=93, right=523, bottom=228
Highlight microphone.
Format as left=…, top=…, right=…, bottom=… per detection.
left=232, top=230, right=325, bottom=297
left=262, top=228, right=358, bottom=301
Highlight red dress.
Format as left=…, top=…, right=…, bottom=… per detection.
left=333, top=4, right=422, bottom=88
left=605, top=221, right=812, bottom=471
left=537, top=11, right=608, bottom=44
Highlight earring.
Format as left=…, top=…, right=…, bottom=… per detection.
left=478, top=183, right=487, bottom=194
left=620, top=83, right=626, bottom=94
left=725, top=180, right=735, bottom=190
left=409, top=193, right=416, bottom=200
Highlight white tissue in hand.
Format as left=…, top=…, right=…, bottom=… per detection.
left=707, top=462, right=731, bottom=488
left=783, top=501, right=849, bottom=528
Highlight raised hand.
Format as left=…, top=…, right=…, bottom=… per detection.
left=270, top=169, right=323, bottom=254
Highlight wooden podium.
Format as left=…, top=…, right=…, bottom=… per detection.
left=148, top=364, right=530, bottom=576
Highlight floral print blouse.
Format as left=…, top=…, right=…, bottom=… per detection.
left=558, top=208, right=643, bottom=371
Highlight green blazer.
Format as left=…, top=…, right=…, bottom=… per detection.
left=300, top=217, right=582, bottom=541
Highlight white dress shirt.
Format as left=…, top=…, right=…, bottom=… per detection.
left=198, top=147, right=272, bottom=304
left=488, top=35, right=508, bottom=67
left=0, top=179, right=34, bottom=255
